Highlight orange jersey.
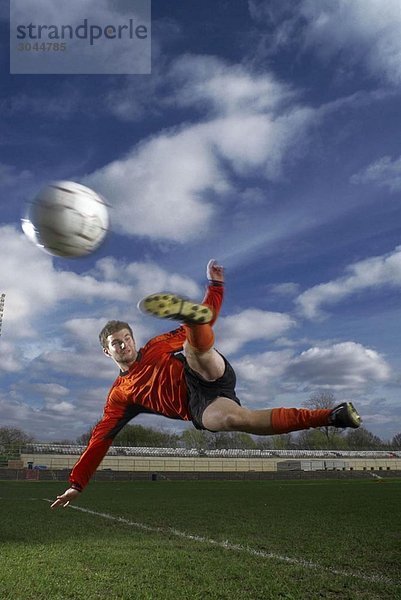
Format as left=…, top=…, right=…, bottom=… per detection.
left=69, top=283, right=224, bottom=490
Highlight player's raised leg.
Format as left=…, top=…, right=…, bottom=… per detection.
left=138, top=292, right=225, bottom=381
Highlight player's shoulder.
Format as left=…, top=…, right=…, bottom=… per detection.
left=143, top=327, right=186, bottom=350
left=107, top=376, right=124, bottom=396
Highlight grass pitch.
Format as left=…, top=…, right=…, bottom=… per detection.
left=0, top=479, right=400, bottom=599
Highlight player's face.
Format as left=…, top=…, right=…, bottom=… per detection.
left=104, top=328, right=137, bottom=367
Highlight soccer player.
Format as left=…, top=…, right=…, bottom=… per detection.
left=51, top=260, right=361, bottom=508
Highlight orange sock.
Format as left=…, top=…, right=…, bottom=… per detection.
left=271, top=407, right=331, bottom=434
left=184, top=324, right=215, bottom=353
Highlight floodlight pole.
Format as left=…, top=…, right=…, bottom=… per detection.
left=0, top=293, right=5, bottom=337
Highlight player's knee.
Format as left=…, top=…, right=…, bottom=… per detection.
left=221, top=408, right=251, bottom=431
left=202, top=398, right=249, bottom=432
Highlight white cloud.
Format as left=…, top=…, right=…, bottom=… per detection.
left=250, top=0, right=401, bottom=85
left=227, top=341, right=390, bottom=394
left=105, top=54, right=295, bottom=121
left=267, top=282, right=300, bottom=297
left=85, top=125, right=222, bottom=243
left=351, top=155, right=401, bottom=191
left=216, top=308, right=295, bottom=355
left=86, top=56, right=315, bottom=243
left=232, top=350, right=293, bottom=384
left=0, top=395, right=39, bottom=424
left=63, top=316, right=151, bottom=352
left=296, top=246, right=401, bottom=319
left=0, top=226, right=202, bottom=339
left=300, top=0, right=401, bottom=84
left=0, top=340, right=22, bottom=373
left=63, top=318, right=111, bottom=349
left=0, top=226, right=133, bottom=333
left=169, top=54, right=295, bottom=115
left=30, top=383, right=69, bottom=397
left=37, top=349, right=115, bottom=380
left=0, top=226, right=61, bottom=332
left=204, top=107, right=313, bottom=178
left=93, top=258, right=201, bottom=299
left=286, top=342, right=391, bottom=390
left=0, top=388, right=106, bottom=441
left=44, top=400, right=75, bottom=416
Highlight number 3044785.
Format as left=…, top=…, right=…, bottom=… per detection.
left=17, top=42, right=66, bottom=51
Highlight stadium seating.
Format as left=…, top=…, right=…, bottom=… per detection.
left=22, top=443, right=401, bottom=459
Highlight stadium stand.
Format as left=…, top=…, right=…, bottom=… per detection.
left=22, top=443, right=401, bottom=459
left=1, top=443, right=400, bottom=482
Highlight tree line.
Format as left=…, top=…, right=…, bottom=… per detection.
left=1, top=392, right=400, bottom=453
left=1, top=424, right=401, bottom=455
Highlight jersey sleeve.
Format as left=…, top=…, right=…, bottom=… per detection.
left=69, top=402, right=145, bottom=491
left=69, top=418, right=114, bottom=491
left=202, top=282, right=224, bottom=326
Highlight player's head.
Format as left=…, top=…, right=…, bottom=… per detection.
left=99, top=320, right=133, bottom=349
left=99, top=320, right=137, bottom=368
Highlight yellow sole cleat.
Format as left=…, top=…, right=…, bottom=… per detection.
left=137, top=293, right=213, bottom=325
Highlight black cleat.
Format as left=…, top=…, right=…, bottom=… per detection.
left=137, top=293, right=213, bottom=325
left=329, top=402, right=361, bottom=429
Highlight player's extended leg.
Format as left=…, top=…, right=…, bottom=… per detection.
left=202, top=398, right=361, bottom=434
left=168, top=314, right=361, bottom=434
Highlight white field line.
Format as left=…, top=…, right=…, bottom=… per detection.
left=44, top=500, right=394, bottom=586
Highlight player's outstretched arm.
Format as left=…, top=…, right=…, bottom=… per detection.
left=206, top=259, right=224, bottom=284
left=50, top=487, right=80, bottom=509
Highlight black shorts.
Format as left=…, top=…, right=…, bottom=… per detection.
left=182, top=353, right=241, bottom=430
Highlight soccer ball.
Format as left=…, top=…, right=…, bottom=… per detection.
left=21, top=181, right=109, bottom=258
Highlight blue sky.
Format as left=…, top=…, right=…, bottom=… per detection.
left=1, top=0, right=401, bottom=442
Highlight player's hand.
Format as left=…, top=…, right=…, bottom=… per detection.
left=207, top=259, right=224, bottom=283
left=50, top=487, right=80, bottom=509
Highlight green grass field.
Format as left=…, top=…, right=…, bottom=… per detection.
left=1, top=479, right=400, bottom=599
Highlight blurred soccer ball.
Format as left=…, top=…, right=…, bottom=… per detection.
left=21, top=181, right=109, bottom=258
